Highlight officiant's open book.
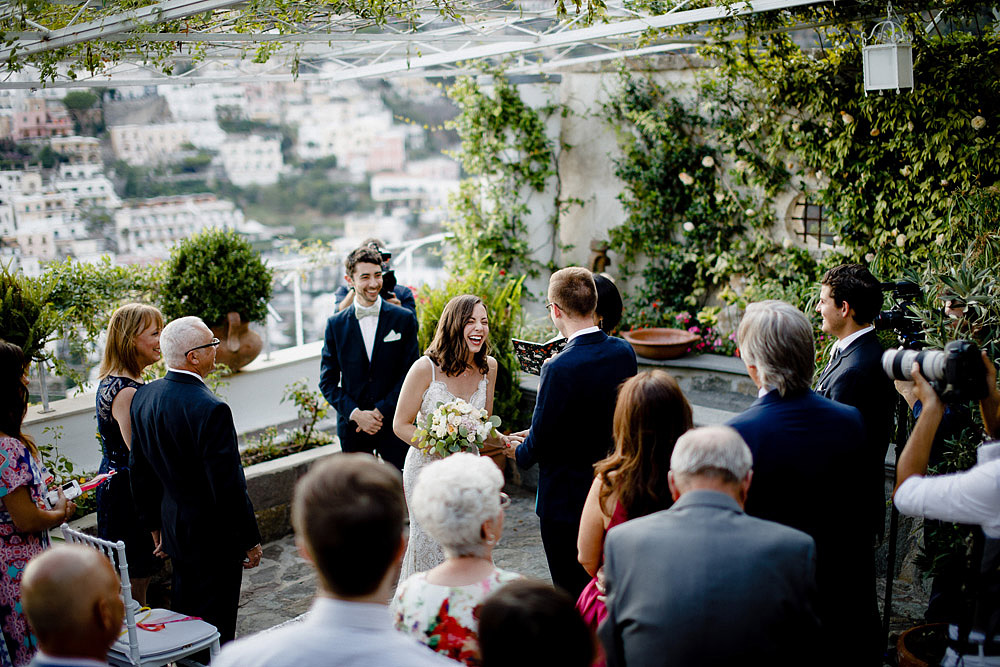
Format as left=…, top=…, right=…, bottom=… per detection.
left=512, top=336, right=567, bottom=375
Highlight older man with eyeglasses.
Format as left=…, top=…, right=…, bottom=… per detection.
left=129, top=315, right=262, bottom=650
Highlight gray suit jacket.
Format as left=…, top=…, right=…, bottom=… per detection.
left=600, top=490, right=821, bottom=667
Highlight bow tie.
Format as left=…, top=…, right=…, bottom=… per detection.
left=355, top=303, right=380, bottom=320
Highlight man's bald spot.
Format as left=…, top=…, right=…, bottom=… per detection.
left=22, top=545, right=120, bottom=643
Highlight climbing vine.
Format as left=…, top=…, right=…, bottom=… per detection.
left=445, top=71, right=565, bottom=278
left=605, top=12, right=1000, bottom=330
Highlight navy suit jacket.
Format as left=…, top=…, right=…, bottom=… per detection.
left=815, top=331, right=894, bottom=530
left=129, top=372, right=261, bottom=564
left=516, top=330, right=637, bottom=523
left=319, top=302, right=418, bottom=454
left=728, top=390, right=876, bottom=656
left=600, top=490, right=820, bottom=667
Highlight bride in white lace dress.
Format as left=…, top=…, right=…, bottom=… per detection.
left=393, top=294, right=512, bottom=579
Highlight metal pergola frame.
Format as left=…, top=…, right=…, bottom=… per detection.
left=0, top=0, right=836, bottom=88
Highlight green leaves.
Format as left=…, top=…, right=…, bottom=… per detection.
left=445, top=71, right=560, bottom=279
left=159, top=229, right=273, bottom=325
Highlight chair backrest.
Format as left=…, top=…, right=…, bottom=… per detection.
left=60, top=524, right=141, bottom=665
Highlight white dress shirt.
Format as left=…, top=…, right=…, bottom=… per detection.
left=833, top=325, right=875, bottom=354
left=568, top=325, right=600, bottom=341
left=166, top=368, right=205, bottom=383
left=355, top=296, right=382, bottom=361
left=894, top=459, right=1000, bottom=538
left=212, top=597, right=451, bottom=667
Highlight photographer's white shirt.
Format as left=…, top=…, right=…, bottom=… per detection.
left=895, top=460, right=1000, bottom=537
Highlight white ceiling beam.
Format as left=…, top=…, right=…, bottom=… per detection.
left=316, top=0, right=832, bottom=81
left=0, top=0, right=248, bottom=60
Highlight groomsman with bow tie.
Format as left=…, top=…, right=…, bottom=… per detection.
left=320, top=245, right=419, bottom=470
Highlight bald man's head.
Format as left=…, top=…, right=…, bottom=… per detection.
left=23, top=545, right=124, bottom=659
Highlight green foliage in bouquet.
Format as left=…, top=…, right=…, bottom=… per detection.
left=416, top=255, right=528, bottom=429
left=159, top=229, right=273, bottom=325
left=412, top=398, right=502, bottom=458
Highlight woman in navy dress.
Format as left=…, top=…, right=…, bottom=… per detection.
left=96, top=304, right=163, bottom=605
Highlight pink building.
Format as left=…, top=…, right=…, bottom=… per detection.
left=12, top=98, right=73, bottom=141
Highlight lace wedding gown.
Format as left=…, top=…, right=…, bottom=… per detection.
left=399, top=361, right=489, bottom=580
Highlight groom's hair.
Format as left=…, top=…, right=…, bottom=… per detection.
left=292, top=454, right=405, bottom=597
left=549, top=267, right=597, bottom=318
left=345, top=245, right=383, bottom=279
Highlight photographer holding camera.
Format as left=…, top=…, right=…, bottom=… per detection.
left=335, top=238, right=417, bottom=315
left=894, top=351, right=1000, bottom=529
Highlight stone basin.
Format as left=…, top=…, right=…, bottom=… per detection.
left=622, top=327, right=700, bottom=360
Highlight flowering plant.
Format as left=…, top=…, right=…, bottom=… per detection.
left=412, top=399, right=502, bottom=457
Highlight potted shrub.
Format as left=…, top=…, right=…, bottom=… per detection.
left=158, top=229, right=273, bottom=371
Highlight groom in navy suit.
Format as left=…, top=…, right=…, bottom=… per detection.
left=320, top=245, right=418, bottom=471
left=513, top=267, right=637, bottom=598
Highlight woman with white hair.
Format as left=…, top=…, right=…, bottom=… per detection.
left=392, top=453, right=521, bottom=665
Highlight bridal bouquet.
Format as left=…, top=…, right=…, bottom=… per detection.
left=413, top=399, right=502, bottom=457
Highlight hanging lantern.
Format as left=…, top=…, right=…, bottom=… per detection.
left=862, top=3, right=913, bottom=94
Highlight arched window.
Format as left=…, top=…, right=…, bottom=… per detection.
left=788, top=194, right=834, bottom=249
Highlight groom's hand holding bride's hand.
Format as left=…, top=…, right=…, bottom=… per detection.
left=353, top=408, right=384, bottom=435
left=501, top=429, right=529, bottom=458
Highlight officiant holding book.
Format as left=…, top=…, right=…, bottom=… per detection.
left=510, top=267, right=637, bottom=598
left=320, top=245, right=419, bottom=471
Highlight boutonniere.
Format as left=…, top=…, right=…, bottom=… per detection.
left=384, top=330, right=402, bottom=343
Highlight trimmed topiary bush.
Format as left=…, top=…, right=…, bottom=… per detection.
left=159, top=229, right=273, bottom=325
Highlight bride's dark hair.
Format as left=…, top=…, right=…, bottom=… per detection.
left=426, top=295, right=490, bottom=377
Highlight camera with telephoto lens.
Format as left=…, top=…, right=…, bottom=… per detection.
left=882, top=340, right=990, bottom=403
left=368, top=242, right=397, bottom=301
left=873, top=281, right=924, bottom=349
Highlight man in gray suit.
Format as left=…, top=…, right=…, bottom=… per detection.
left=599, top=426, right=821, bottom=667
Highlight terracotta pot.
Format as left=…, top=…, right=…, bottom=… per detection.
left=210, top=312, right=263, bottom=372
left=621, top=327, right=701, bottom=360
left=897, top=623, right=948, bottom=667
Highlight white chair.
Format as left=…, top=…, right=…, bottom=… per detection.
left=60, top=524, right=221, bottom=666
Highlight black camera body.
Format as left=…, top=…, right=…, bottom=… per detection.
left=874, top=280, right=924, bottom=348
left=882, top=340, right=990, bottom=403
left=368, top=242, right=397, bottom=301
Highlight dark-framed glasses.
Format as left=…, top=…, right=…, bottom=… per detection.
left=499, top=492, right=511, bottom=508
left=545, top=302, right=560, bottom=313
left=186, top=337, right=220, bottom=355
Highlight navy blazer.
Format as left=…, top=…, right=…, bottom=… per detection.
left=516, top=330, right=637, bottom=523
left=601, top=490, right=820, bottom=667
left=815, top=331, right=894, bottom=529
left=129, top=372, right=261, bottom=564
left=728, top=390, right=876, bottom=657
left=319, top=301, right=418, bottom=451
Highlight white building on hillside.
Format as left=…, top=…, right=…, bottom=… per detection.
left=109, top=121, right=226, bottom=165
left=115, top=193, right=243, bottom=260
left=219, top=135, right=284, bottom=186
left=53, top=164, right=121, bottom=209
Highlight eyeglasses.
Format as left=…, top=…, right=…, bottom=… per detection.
left=185, top=337, right=220, bottom=355
left=545, top=302, right=560, bottom=313
left=499, top=492, right=511, bottom=508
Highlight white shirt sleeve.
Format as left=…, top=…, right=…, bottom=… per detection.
left=894, top=459, right=1000, bottom=538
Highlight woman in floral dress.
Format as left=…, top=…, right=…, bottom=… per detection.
left=392, top=454, right=521, bottom=666
left=0, top=341, right=76, bottom=666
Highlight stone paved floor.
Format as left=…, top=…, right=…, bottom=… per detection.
left=236, top=483, right=548, bottom=637
left=235, top=483, right=928, bottom=665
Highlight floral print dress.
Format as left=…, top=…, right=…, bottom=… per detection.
left=0, top=436, right=51, bottom=667
left=392, top=568, right=521, bottom=666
